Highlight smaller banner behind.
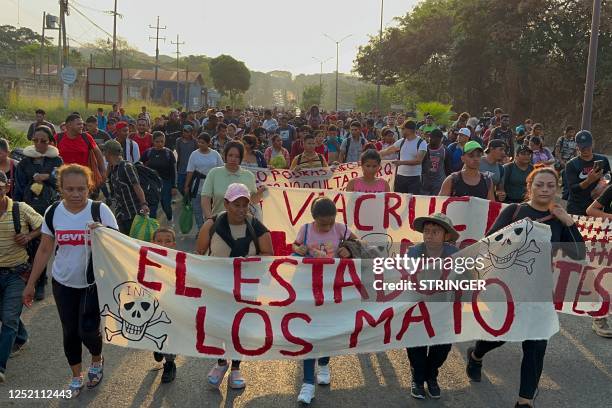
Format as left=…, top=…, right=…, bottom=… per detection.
left=248, top=161, right=395, bottom=191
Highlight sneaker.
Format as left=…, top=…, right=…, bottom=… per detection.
left=426, top=378, right=441, bottom=399
left=153, top=352, right=164, bottom=362
left=207, top=362, right=229, bottom=388
left=592, top=317, right=612, bottom=338
left=161, top=361, right=176, bottom=383
left=67, top=376, right=84, bottom=399
left=411, top=381, right=426, bottom=399
left=297, top=383, right=315, bottom=404
left=514, top=403, right=533, bottom=408
left=317, top=365, right=330, bottom=385
left=229, top=369, right=246, bottom=389
left=86, top=357, right=104, bottom=389
left=10, top=339, right=28, bottom=358
left=466, top=346, right=482, bottom=382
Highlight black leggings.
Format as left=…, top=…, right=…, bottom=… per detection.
left=474, top=340, right=547, bottom=399
left=52, top=279, right=103, bottom=366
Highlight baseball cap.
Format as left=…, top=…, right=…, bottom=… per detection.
left=115, top=121, right=128, bottom=130
left=485, top=139, right=507, bottom=153
left=463, top=141, right=483, bottom=155
left=0, top=170, right=7, bottom=187
left=224, top=183, right=251, bottom=202
left=457, top=128, right=471, bottom=138
left=516, top=144, right=533, bottom=155
left=103, top=139, right=123, bottom=155
left=215, top=112, right=225, bottom=118
left=575, top=130, right=593, bottom=149
left=183, top=124, right=193, bottom=132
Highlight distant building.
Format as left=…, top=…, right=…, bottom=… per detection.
left=123, top=68, right=206, bottom=110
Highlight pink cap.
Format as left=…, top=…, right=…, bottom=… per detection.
left=224, top=183, right=251, bottom=202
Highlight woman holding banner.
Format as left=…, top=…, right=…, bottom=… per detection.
left=195, top=183, right=273, bottom=389
left=465, top=166, right=585, bottom=408
left=22, top=164, right=118, bottom=398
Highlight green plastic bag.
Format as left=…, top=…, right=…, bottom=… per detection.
left=179, top=195, right=194, bottom=234
left=129, top=214, right=160, bottom=242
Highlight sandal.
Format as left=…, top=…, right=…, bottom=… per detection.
left=67, top=376, right=84, bottom=399
left=86, top=357, right=104, bottom=389
left=229, top=369, right=246, bottom=389
left=207, top=362, right=229, bottom=388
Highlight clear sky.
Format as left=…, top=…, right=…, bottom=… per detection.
left=3, top=0, right=417, bottom=75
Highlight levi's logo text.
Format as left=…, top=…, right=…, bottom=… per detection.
left=56, top=230, right=89, bottom=246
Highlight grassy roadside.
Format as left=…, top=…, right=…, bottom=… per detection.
left=4, top=91, right=173, bottom=125
left=0, top=116, right=28, bottom=148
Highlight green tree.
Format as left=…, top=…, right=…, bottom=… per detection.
left=209, top=55, right=251, bottom=107
left=301, top=85, right=324, bottom=110
left=354, top=0, right=612, bottom=152
left=1, top=25, right=47, bottom=65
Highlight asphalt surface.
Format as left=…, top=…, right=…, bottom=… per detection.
left=1, top=292, right=610, bottom=407
left=2, top=119, right=611, bottom=407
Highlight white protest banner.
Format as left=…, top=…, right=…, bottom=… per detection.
left=92, top=223, right=558, bottom=359
left=259, top=187, right=611, bottom=316
left=247, top=161, right=395, bottom=190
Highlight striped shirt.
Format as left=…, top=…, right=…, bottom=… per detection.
left=108, top=161, right=141, bottom=221
left=0, top=198, right=43, bottom=267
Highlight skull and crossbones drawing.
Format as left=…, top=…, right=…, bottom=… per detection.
left=479, top=219, right=541, bottom=278
left=101, top=281, right=171, bottom=350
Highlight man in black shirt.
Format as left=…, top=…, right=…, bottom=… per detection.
left=163, top=110, right=183, bottom=151
left=27, top=109, right=55, bottom=140
left=489, top=114, right=515, bottom=158
left=85, top=116, right=111, bottom=147
left=565, top=130, right=610, bottom=215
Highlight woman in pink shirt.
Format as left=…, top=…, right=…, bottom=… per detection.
left=346, top=149, right=391, bottom=193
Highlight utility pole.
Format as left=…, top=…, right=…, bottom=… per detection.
left=376, top=0, right=384, bottom=112
left=324, top=33, right=352, bottom=112
left=184, top=65, right=189, bottom=108
left=148, top=16, right=166, bottom=100
left=171, top=34, right=184, bottom=104
left=111, top=0, right=118, bottom=67
left=581, top=0, right=602, bottom=131
left=39, top=12, right=46, bottom=86
left=312, top=56, right=332, bottom=106
left=58, top=0, right=69, bottom=109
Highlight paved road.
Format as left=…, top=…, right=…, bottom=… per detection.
left=1, top=294, right=610, bottom=407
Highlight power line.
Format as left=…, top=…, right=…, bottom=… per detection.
left=67, top=3, right=113, bottom=38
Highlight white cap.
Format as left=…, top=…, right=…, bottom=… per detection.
left=458, top=128, right=471, bottom=138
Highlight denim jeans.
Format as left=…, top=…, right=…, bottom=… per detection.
left=15, top=320, right=28, bottom=345
left=0, top=267, right=26, bottom=371
left=177, top=173, right=187, bottom=194
left=303, top=357, right=330, bottom=384
left=150, top=179, right=174, bottom=221
left=192, top=194, right=204, bottom=232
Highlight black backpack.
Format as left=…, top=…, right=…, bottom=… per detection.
left=119, top=161, right=162, bottom=208
left=208, top=212, right=260, bottom=256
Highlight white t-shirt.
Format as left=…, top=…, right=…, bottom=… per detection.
left=186, top=149, right=224, bottom=194
left=42, top=200, right=118, bottom=288
left=393, top=137, right=428, bottom=177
